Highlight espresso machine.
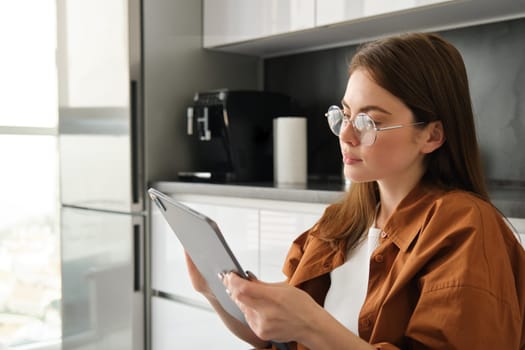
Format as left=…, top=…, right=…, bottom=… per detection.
left=179, top=89, right=291, bottom=182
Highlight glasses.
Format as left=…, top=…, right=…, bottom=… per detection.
left=325, top=105, right=426, bottom=146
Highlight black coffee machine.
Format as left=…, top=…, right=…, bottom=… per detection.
left=179, top=89, right=291, bottom=182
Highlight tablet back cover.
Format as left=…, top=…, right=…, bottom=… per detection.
left=148, top=188, right=247, bottom=324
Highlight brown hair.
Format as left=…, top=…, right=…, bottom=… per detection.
left=317, top=33, right=489, bottom=248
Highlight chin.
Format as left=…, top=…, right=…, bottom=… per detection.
left=347, top=174, right=378, bottom=184
left=345, top=170, right=370, bottom=183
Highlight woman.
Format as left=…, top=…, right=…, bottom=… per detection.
left=186, top=33, right=525, bottom=349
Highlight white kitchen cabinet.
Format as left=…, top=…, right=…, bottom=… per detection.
left=203, top=0, right=525, bottom=57
left=259, top=206, right=325, bottom=281
left=161, top=194, right=327, bottom=278
left=151, top=296, right=248, bottom=350
left=151, top=193, right=328, bottom=288
left=316, top=0, right=452, bottom=26
left=203, top=0, right=315, bottom=48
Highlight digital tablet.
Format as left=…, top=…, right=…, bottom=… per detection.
left=148, top=187, right=249, bottom=323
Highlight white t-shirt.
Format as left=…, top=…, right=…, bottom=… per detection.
left=323, top=226, right=382, bottom=334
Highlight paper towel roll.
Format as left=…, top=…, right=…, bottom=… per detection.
left=273, top=117, right=307, bottom=185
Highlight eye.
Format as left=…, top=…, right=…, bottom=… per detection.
left=368, top=115, right=384, bottom=126
left=354, top=114, right=376, bottom=131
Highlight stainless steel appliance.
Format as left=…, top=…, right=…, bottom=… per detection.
left=57, top=0, right=145, bottom=349
left=56, top=1, right=259, bottom=349
left=181, top=90, right=291, bottom=182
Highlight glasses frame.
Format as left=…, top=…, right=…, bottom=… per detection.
left=325, top=105, right=426, bottom=146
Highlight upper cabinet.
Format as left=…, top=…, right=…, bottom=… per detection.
left=316, top=0, right=453, bottom=26
left=203, top=0, right=315, bottom=47
left=203, top=0, right=525, bottom=57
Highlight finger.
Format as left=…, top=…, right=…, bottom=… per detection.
left=224, top=273, right=272, bottom=308
left=223, top=272, right=252, bottom=298
left=225, top=271, right=250, bottom=287
left=226, top=273, right=284, bottom=298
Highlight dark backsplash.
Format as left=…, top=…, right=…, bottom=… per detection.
left=264, top=18, right=525, bottom=183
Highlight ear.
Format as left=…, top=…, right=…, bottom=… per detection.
left=421, top=121, right=445, bottom=154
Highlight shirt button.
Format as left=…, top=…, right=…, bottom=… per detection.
left=374, top=254, right=384, bottom=263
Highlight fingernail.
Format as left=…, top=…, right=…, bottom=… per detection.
left=245, top=270, right=258, bottom=280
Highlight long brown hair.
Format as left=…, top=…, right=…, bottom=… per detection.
left=317, top=33, right=489, bottom=248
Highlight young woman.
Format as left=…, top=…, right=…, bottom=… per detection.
left=186, top=33, right=525, bottom=349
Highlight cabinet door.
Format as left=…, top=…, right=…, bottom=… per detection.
left=151, top=296, right=248, bottom=350
left=203, top=0, right=315, bottom=47
left=316, top=0, right=452, bottom=26
left=150, top=199, right=259, bottom=302
left=259, top=204, right=326, bottom=282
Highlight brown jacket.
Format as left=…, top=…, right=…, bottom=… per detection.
left=279, top=185, right=525, bottom=349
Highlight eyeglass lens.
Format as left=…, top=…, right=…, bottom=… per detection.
left=325, top=105, right=377, bottom=146
left=326, top=105, right=343, bottom=135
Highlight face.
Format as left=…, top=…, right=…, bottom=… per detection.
left=340, top=69, right=429, bottom=187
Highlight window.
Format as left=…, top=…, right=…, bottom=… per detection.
left=0, top=0, right=60, bottom=347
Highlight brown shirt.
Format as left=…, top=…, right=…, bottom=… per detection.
left=280, top=185, right=525, bottom=350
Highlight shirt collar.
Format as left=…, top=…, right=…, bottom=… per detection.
left=382, top=183, right=445, bottom=252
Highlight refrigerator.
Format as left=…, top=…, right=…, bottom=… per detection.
left=57, top=0, right=145, bottom=349
left=56, top=0, right=259, bottom=349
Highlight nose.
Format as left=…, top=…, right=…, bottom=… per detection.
left=339, top=121, right=360, bottom=146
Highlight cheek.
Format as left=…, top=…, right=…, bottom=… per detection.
left=364, top=135, right=417, bottom=167
left=363, top=147, right=393, bottom=169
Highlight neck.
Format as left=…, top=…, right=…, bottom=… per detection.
left=376, top=174, right=423, bottom=228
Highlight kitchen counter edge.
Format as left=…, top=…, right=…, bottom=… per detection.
left=151, top=181, right=346, bottom=205
left=151, top=181, right=525, bottom=219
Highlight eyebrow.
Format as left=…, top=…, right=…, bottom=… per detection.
left=341, top=99, right=392, bottom=115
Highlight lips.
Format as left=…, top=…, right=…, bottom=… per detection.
left=342, top=152, right=362, bottom=165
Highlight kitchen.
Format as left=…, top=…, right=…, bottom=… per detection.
left=1, top=0, right=525, bottom=349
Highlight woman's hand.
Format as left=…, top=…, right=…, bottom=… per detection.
left=184, top=252, right=215, bottom=299
left=221, top=272, right=323, bottom=344
left=222, top=273, right=376, bottom=350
